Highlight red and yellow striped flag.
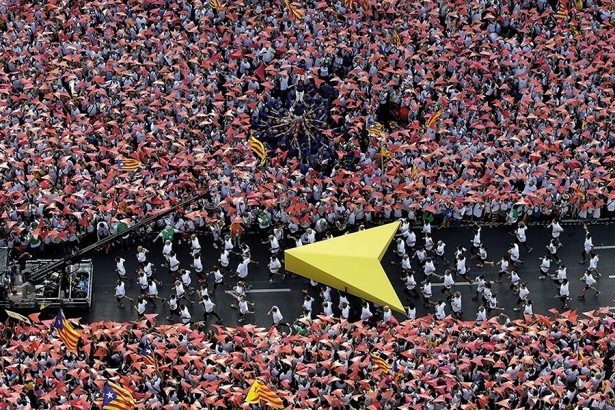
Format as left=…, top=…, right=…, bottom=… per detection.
left=283, top=0, right=304, bottom=20
left=370, top=353, right=392, bottom=372
left=54, top=308, right=81, bottom=352
left=210, top=0, right=222, bottom=8
left=248, top=136, right=266, bottom=165
left=344, top=0, right=354, bottom=9
left=426, top=109, right=443, bottom=128
left=245, top=379, right=284, bottom=408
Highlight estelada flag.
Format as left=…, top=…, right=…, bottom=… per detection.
left=245, top=379, right=284, bottom=408
left=210, top=0, right=222, bottom=9
left=102, top=381, right=136, bottom=410
left=344, top=0, right=354, bottom=8
left=380, top=146, right=392, bottom=159
left=116, top=157, right=141, bottom=172
left=54, top=308, right=81, bottom=352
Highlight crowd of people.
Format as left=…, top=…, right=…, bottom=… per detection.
left=1, top=308, right=615, bottom=409
left=0, top=0, right=614, bottom=255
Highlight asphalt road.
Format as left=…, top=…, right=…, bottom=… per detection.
left=74, top=221, right=614, bottom=327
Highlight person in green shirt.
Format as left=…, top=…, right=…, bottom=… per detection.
left=155, top=225, right=175, bottom=243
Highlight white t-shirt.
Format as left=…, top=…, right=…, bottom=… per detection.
left=115, top=282, right=126, bottom=298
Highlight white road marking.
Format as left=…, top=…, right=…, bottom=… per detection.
left=432, top=282, right=473, bottom=287
left=595, top=245, right=615, bottom=250
left=608, top=275, right=615, bottom=279
left=225, top=288, right=292, bottom=294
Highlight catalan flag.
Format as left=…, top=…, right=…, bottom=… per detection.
left=344, top=0, right=354, bottom=9
left=248, top=136, right=267, bottom=165
left=102, top=381, right=136, bottom=410
left=411, top=165, right=420, bottom=182
left=141, top=340, right=158, bottom=369
left=391, top=32, right=401, bottom=48
left=370, top=353, right=392, bottom=372
left=368, top=122, right=384, bottom=137
left=283, top=0, right=304, bottom=20
left=555, top=8, right=569, bottom=20
left=54, top=308, right=81, bottom=352
left=245, top=379, right=284, bottom=408
left=116, top=158, right=141, bottom=172
left=426, top=109, right=443, bottom=128
left=210, top=0, right=222, bottom=9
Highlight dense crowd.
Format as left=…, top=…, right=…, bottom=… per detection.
left=0, top=309, right=614, bottom=409
left=0, top=0, right=614, bottom=254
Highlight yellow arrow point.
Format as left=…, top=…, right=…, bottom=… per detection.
left=284, top=221, right=403, bottom=312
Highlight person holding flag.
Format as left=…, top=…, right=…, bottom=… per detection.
left=102, top=381, right=136, bottom=410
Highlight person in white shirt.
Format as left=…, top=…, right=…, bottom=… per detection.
left=402, top=230, right=416, bottom=249
left=421, top=221, right=432, bottom=236
left=267, top=305, right=284, bottom=327
left=235, top=257, right=255, bottom=282
left=211, top=265, right=225, bottom=291
left=424, top=235, right=434, bottom=252
left=180, top=304, right=192, bottom=324
left=557, top=279, right=571, bottom=309
left=340, top=302, right=350, bottom=320
left=320, top=286, right=332, bottom=302
left=236, top=295, right=254, bottom=323
left=179, top=269, right=194, bottom=293
left=223, top=234, right=234, bottom=252
left=143, top=261, right=155, bottom=278
left=322, top=301, right=334, bottom=317
left=147, top=279, right=165, bottom=305
left=138, top=271, right=149, bottom=295
left=515, top=221, right=532, bottom=253
left=192, top=253, right=205, bottom=282
left=423, top=257, right=437, bottom=277
left=393, top=238, right=406, bottom=259
left=514, top=282, right=530, bottom=311
left=578, top=271, right=600, bottom=299
left=190, top=234, right=201, bottom=254
left=136, top=246, right=149, bottom=266
left=580, top=225, right=593, bottom=263
left=523, top=299, right=534, bottom=316
left=413, top=247, right=427, bottom=268
left=441, top=270, right=455, bottom=298
left=263, top=235, right=280, bottom=255
left=434, top=240, right=447, bottom=264
left=476, top=244, right=494, bottom=268
left=338, top=291, right=349, bottom=310
left=168, top=251, right=180, bottom=276
left=552, top=264, right=567, bottom=283
left=470, top=226, right=482, bottom=258
left=454, top=255, right=472, bottom=282
left=434, top=300, right=446, bottom=320
left=405, top=303, right=416, bottom=320
left=538, top=255, right=552, bottom=280
left=218, top=249, right=230, bottom=271
left=402, top=272, right=418, bottom=298
left=546, top=238, right=562, bottom=264
left=135, top=296, right=147, bottom=320
left=421, top=278, right=433, bottom=307
left=473, top=275, right=486, bottom=301
left=162, top=240, right=173, bottom=267
left=496, top=257, right=510, bottom=283
left=509, top=269, right=521, bottom=291
left=548, top=218, right=564, bottom=239
left=588, top=252, right=600, bottom=277
left=201, top=295, right=222, bottom=323
left=115, top=257, right=130, bottom=282
left=382, top=305, right=392, bottom=324
left=302, top=293, right=315, bottom=319
left=268, top=255, right=282, bottom=283
left=508, top=243, right=521, bottom=266
left=450, top=291, right=462, bottom=319
left=475, top=306, right=487, bottom=324
left=115, top=279, right=133, bottom=308
left=360, top=301, right=373, bottom=322
left=400, top=254, right=412, bottom=273
left=166, top=293, right=180, bottom=322
left=487, top=292, right=503, bottom=315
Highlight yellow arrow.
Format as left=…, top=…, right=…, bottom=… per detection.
left=285, top=222, right=403, bottom=312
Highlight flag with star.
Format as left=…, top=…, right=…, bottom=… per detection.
left=141, top=340, right=158, bottom=369
left=102, top=381, right=136, bottom=410
left=54, top=308, right=81, bottom=352
left=116, top=157, right=141, bottom=172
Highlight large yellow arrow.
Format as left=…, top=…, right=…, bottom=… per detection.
left=284, top=221, right=403, bottom=312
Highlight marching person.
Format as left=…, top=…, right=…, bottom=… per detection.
left=161, top=240, right=173, bottom=267
left=546, top=238, right=562, bottom=264
left=190, top=234, right=201, bottom=254
left=476, top=244, right=495, bottom=268
left=421, top=278, right=433, bottom=307
left=179, top=303, right=192, bottom=325
left=211, top=265, right=225, bottom=291
left=201, top=294, right=222, bottom=324
left=588, top=252, right=601, bottom=277
left=263, top=235, right=280, bottom=256
left=115, top=279, right=133, bottom=308
left=579, top=224, right=594, bottom=263
left=578, top=270, right=600, bottom=300
left=360, top=301, right=374, bottom=323
left=548, top=218, right=564, bottom=240
left=236, top=294, right=255, bottom=324
left=267, top=305, right=287, bottom=328
left=136, top=246, right=149, bottom=267
left=146, top=279, right=165, bottom=306
left=173, top=279, right=193, bottom=305
left=538, top=254, right=552, bottom=280
left=402, top=271, right=419, bottom=298
left=514, top=221, right=532, bottom=253
left=514, top=282, right=530, bottom=311
left=192, top=252, right=206, bottom=282
left=556, top=279, right=571, bottom=310
left=496, top=256, right=510, bottom=283
left=135, top=296, right=147, bottom=321
left=450, top=291, right=462, bottom=319
left=268, top=255, right=282, bottom=283
left=166, top=293, right=180, bottom=322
